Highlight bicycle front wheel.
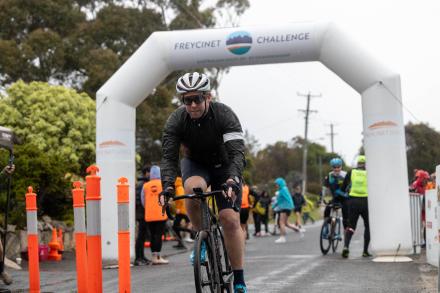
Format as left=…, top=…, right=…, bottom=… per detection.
left=320, top=219, right=331, bottom=255
left=331, top=219, right=341, bottom=253
left=194, top=231, right=219, bottom=293
left=216, top=227, right=233, bottom=292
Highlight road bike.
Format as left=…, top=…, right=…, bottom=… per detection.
left=170, top=188, right=233, bottom=293
left=320, top=201, right=342, bottom=255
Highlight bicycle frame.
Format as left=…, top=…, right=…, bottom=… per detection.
left=171, top=189, right=233, bottom=292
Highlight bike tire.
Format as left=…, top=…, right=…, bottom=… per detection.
left=331, top=219, right=341, bottom=253
left=216, top=228, right=233, bottom=292
left=194, top=231, right=218, bottom=293
left=320, top=219, right=331, bottom=255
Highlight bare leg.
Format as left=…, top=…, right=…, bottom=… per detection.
left=282, top=212, right=299, bottom=232
left=295, top=211, right=302, bottom=227
left=279, top=212, right=287, bottom=236
left=184, top=176, right=207, bottom=231
left=220, top=209, right=244, bottom=269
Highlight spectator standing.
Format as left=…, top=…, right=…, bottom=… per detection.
left=292, top=185, right=306, bottom=232
left=172, top=177, right=194, bottom=249
left=142, top=165, right=169, bottom=264
left=134, top=165, right=151, bottom=266
left=258, top=190, right=271, bottom=235
left=240, top=184, right=251, bottom=240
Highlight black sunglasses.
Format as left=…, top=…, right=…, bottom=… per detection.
left=182, top=94, right=206, bottom=106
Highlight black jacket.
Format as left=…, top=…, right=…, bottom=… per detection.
left=160, top=102, right=245, bottom=190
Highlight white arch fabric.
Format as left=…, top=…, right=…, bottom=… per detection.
left=96, top=21, right=411, bottom=261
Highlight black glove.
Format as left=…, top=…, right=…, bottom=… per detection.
left=221, top=181, right=241, bottom=197
left=159, top=188, right=175, bottom=206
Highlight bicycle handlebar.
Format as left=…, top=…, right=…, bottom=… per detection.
left=162, top=188, right=240, bottom=218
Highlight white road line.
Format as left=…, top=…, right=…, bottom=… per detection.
left=247, top=256, right=322, bottom=291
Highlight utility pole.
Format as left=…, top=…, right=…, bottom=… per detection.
left=326, top=123, right=338, bottom=153
left=297, top=91, right=321, bottom=194
left=318, top=155, right=323, bottom=185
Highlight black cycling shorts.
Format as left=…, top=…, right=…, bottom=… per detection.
left=240, top=208, right=250, bottom=224
left=294, top=206, right=302, bottom=213
left=181, top=158, right=242, bottom=212
left=279, top=209, right=291, bottom=216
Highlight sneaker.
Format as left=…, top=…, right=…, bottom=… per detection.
left=300, top=228, right=306, bottom=233
left=275, top=236, right=286, bottom=244
left=152, top=256, right=169, bottom=265
left=184, top=236, right=194, bottom=243
left=141, top=257, right=152, bottom=265
left=342, top=247, right=349, bottom=258
left=173, top=242, right=187, bottom=250
left=0, top=271, right=12, bottom=285
left=190, top=240, right=206, bottom=265
left=234, top=284, right=247, bottom=293
left=134, top=258, right=150, bottom=266
left=362, top=251, right=372, bottom=258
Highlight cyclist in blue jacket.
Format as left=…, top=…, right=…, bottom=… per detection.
left=321, top=158, right=348, bottom=239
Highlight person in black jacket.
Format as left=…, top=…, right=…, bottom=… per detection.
left=291, top=185, right=306, bottom=232
left=134, top=165, right=151, bottom=266
left=0, top=164, right=14, bottom=285
left=158, top=72, right=247, bottom=292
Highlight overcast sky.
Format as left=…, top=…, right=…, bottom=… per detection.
left=217, top=0, right=440, bottom=166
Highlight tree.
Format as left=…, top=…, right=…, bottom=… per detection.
left=0, top=81, right=95, bottom=226
left=249, top=136, right=343, bottom=195
left=0, top=81, right=95, bottom=174
left=405, top=122, right=440, bottom=177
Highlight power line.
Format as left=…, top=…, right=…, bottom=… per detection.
left=297, top=91, right=321, bottom=194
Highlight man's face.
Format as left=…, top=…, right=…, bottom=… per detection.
left=182, top=91, right=211, bottom=119
left=332, top=165, right=342, bottom=175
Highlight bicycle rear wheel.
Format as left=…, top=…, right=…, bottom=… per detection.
left=216, top=227, right=233, bottom=292
left=194, top=231, right=219, bottom=293
left=320, top=219, right=331, bottom=255
left=331, top=218, right=341, bottom=253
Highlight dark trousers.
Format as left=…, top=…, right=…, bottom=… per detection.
left=172, top=214, right=192, bottom=243
left=261, top=209, right=269, bottom=233
left=324, top=197, right=350, bottom=229
left=135, top=219, right=150, bottom=259
left=344, top=197, right=370, bottom=253
left=253, top=212, right=261, bottom=234
left=148, top=220, right=166, bottom=253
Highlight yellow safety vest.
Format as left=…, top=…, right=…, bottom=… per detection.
left=349, top=169, right=368, bottom=197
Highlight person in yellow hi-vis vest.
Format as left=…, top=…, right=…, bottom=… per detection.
left=341, top=155, right=371, bottom=259
left=142, top=165, right=169, bottom=264
left=172, top=177, right=194, bottom=249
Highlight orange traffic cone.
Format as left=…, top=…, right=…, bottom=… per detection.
left=57, top=228, right=64, bottom=255
left=48, top=228, right=61, bottom=261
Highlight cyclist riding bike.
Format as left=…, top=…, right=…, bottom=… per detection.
left=158, top=72, right=247, bottom=293
left=321, top=158, right=348, bottom=238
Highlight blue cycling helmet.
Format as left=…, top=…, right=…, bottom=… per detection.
left=330, top=158, right=343, bottom=167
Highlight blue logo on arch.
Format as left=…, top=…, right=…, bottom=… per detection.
left=226, top=31, right=252, bottom=55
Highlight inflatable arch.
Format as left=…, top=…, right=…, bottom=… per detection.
left=96, top=21, right=411, bottom=261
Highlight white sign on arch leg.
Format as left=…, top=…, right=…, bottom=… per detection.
left=96, top=21, right=412, bottom=261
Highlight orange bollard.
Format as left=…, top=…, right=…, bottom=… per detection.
left=57, top=228, right=64, bottom=255
left=72, top=181, right=88, bottom=293
left=48, top=228, right=61, bottom=261
left=117, top=177, right=130, bottom=293
left=25, top=186, right=40, bottom=293
left=86, top=165, right=103, bottom=293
